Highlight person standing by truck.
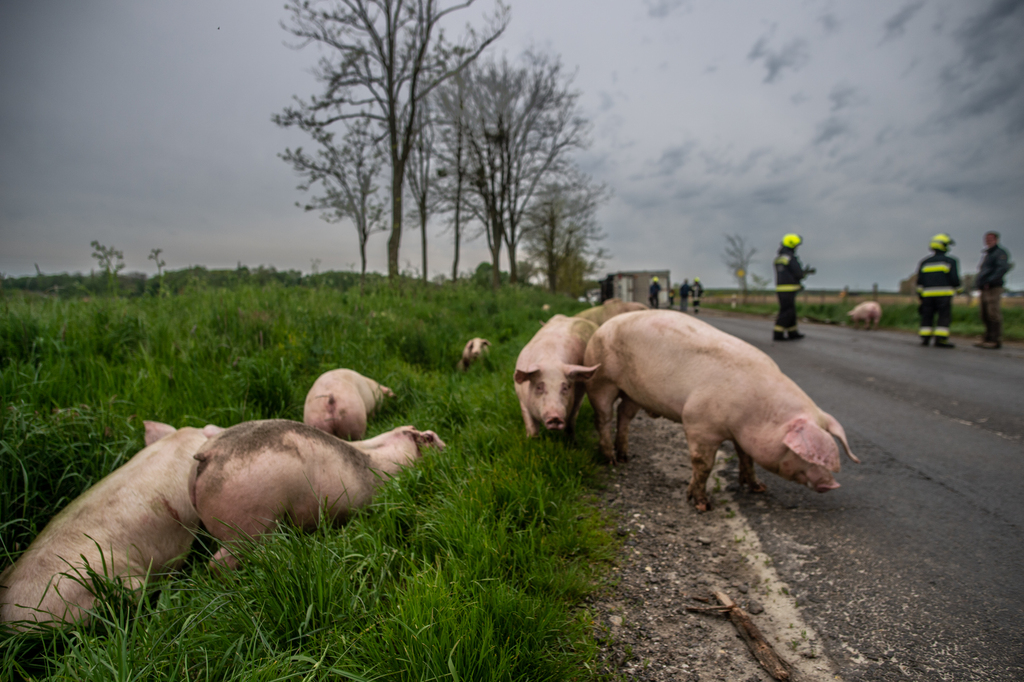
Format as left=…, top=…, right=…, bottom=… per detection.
left=773, top=234, right=815, bottom=341
left=974, top=231, right=1012, bottom=350
left=679, top=278, right=692, bottom=313
left=648, top=276, right=661, bottom=309
left=691, top=277, right=704, bottom=314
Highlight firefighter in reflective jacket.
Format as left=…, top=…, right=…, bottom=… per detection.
left=773, top=233, right=815, bottom=341
left=916, top=234, right=960, bottom=348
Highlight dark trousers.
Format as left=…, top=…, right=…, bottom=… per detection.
left=918, top=296, right=952, bottom=338
left=775, top=292, right=797, bottom=331
left=692, top=296, right=701, bottom=314
left=980, top=287, right=1003, bottom=343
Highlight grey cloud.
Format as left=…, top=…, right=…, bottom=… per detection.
left=881, top=1, right=926, bottom=43
left=954, top=0, right=1023, bottom=68
left=652, top=143, right=695, bottom=176
left=751, top=183, right=793, bottom=205
left=748, top=34, right=810, bottom=83
left=813, top=117, right=852, bottom=146
left=829, top=83, right=864, bottom=111
left=643, top=0, right=689, bottom=19
left=598, top=91, right=615, bottom=112
left=819, top=12, right=841, bottom=34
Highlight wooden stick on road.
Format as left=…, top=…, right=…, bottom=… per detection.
left=713, top=590, right=792, bottom=681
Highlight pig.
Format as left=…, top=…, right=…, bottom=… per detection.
left=303, top=368, right=394, bottom=441
left=584, top=310, right=859, bottom=511
left=0, top=421, right=220, bottom=626
left=514, top=314, right=600, bottom=439
left=189, top=420, right=444, bottom=570
left=847, top=301, right=882, bottom=330
left=457, top=338, right=491, bottom=371
left=574, top=298, right=649, bottom=327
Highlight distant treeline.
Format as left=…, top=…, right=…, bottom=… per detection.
left=1, top=262, right=516, bottom=298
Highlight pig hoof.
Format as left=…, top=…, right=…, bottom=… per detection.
left=748, top=482, right=768, bottom=494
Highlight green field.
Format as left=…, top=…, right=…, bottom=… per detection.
left=1, top=281, right=618, bottom=680
left=702, top=298, right=1024, bottom=341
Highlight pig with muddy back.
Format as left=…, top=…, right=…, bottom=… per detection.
left=584, top=310, right=859, bottom=511
left=1, top=421, right=219, bottom=626
left=514, top=315, right=600, bottom=439
left=189, top=420, right=444, bottom=570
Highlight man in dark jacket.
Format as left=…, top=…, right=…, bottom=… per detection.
left=975, top=231, right=1012, bottom=349
left=679, top=279, right=691, bottom=313
left=649, top=276, right=661, bottom=309
left=773, top=234, right=815, bottom=341
left=915, top=233, right=960, bottom=348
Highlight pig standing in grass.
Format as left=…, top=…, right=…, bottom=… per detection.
left=189, top=420, right=444, bottom=570
left=0, top=421, right=219, bottom=626
left=847, top=301, right=882, bottom=330
left=514, top=315, right=600, bottom=439
left=457, top=338, right=491, bottom=371
left=303, top=369, right=394, bottom=441
left=574, top=298, right=649, bottom=327
left=584, top=310, right=859, bottom=511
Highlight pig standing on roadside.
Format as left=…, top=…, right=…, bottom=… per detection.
left=0, top=421, right=220, bottom=626
left=514, top=315, right=600, bottom=439
left=574, top=298, right=649, bottom=327
left=189, top=420, right=444, bottom=570
left=584, top=311, right=859, bottom=511
left=457, top=338, right=491, bottom=371
left=847, top=301, right=882, bottom=330
left=303, top=369, right=394, bottom=441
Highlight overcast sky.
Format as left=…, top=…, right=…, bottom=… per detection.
left=1, top=0, right=1021, bottom=289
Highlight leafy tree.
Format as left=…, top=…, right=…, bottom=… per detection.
left=274, top=0, right=508, bottom=280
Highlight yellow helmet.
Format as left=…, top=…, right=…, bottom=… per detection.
left=694, top=277, right=700, bottom=282
left=930, top=233, right=954, bottom=251
left=782, top=233, right=802, bottom=249
left=652, top=276, right=659, bottom=282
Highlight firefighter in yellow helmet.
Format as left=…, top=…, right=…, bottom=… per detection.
left=648, top=276, right=661, bottom=308
left=915, top=233, right=960, bottom=348
left=691, top=276, right=704, bottom=314
left=773, top=233, right=816, bottom=340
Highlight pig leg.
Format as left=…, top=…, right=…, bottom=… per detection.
left=685, top=434, right=719, bottom=512
left=567, top=383, right=587, bottom=442
left=587, top=379, right=620, bottom=464
left=614, top=395, right=642, bottom=462
left=735, top=443, right=767, bottom=493
left=520, top=402, right=540, bottom=438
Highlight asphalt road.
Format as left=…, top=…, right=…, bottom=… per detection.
left=698, top=310, right=1024, bottom=681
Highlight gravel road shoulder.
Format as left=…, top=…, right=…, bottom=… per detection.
left=585, top=412, right=843, bottom=681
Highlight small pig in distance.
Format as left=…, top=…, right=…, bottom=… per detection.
left=847, top=301, right=882, bottom=330
left=584, top=310, right=859, bottom=511
left=457, top=338, right=491, bottom=371
left=303, top=368, right=394, bottom=441
left=189, top=420, right=444, bottom=570
left=0, top=421, right=220, bottom=627
left=514, top=315, right=600, bottom=439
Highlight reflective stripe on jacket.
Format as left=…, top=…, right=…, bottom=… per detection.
left=915, top=251, right=960, bottom=297
left=774, top=247, right=805, bottom=292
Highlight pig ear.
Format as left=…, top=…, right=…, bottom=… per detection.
left=514, top=366, right=540, bottom=384
left=411, top=429, right=446, bottom=450
left=144, top=421, right=176, bottom=446
left=565, top=364, right=601, bottom=382
left=783, top=418, right=841, bottom=472
left=202, top=424, right=225, bottom=439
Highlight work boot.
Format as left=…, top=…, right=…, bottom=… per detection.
left=787, top=331, right=805, bottom=340
left=920, top=337, right=931, bottom=346
left=973, top=341, right=1001, bottom=349
left=934, top=339, right=955, bottom=349
left=773, top=331, right=787, bottom=341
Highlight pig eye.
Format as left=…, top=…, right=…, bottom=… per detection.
left=535, top=382, right=545, bottom=393
left=561, top=382, right=570, bottom=394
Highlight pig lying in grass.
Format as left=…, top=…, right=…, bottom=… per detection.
left=584, top=310, right=859, bottom=511
left=189, top=420, right=444, bottom=570
left=514, top=315, right=600, bottom=439
left=847, top=301, right=882, bottom=330
left=0, top=421, right=218, bottom=626
left=574, top=298, right=649, bottom=327
left=457, top=338, right=491, bottom=371
left=303, top=368, right=394, bottom=441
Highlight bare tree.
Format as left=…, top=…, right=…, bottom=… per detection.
left=460, top=52, right=590, bottom=286
left=280, top=119, right=386, bottom=290
left=522, top=172, right=608, bottom=296
left=722, top=234, right=757, bottom=301
left=405, top=99, right=434, bottom=283
left=434, top=70, right=472, bottom=281
left=274, top=0, right=508, bottom=281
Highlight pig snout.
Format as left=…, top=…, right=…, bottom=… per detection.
left=544, top=414, right=566, bottom=430
left=410, top=429, right=446, bottom=450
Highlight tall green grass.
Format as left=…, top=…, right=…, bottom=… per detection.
left=703, top=299, right=1024, bottom=340
left=1, top=281, right=616, bottom=680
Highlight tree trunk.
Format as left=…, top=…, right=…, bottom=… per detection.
left=451, top=186, right=462, bottom=281
left=388, top=157, right=405, bottom=280
left=420, top=205, right=428, bottom=283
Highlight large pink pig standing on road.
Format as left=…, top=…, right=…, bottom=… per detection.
left=303, top=368, right=394, bottom=441
left=574, top=298, right=649, bottom=327
left=189, top=420, right=444, bottom=570
left=847, top=301, right=882, bottom=330
left=0, top=421, right=218, bottom=626
left=514, top=315, right=600, bottom=439
left=584, top=310, right=859, bottom=511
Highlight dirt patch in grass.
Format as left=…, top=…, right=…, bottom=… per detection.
left=585, top=412, right=843, bottom=681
